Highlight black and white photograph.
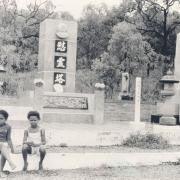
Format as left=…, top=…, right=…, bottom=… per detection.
left=0, top=0, right=180, bottom=179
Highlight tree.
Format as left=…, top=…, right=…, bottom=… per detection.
left=127, top=0, right=180, bottom=58
left=92, top=22, right=165, bottom=100
left=92, top=52, right=121, bottom=99
left=0, top=0, right=56, bottom=72
left=0, top=0, right=56, bottom=95
left=77, top=3, right=110, bottom=69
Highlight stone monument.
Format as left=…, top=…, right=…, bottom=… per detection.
left=158, top=69, right=179, bottom=125
left=134, top=77, right=141, bottom=123
left=119, top=72, right=133, bottom=100
left=38, top=19, right=77, bottom=92
left=151, top=33, right=180, bottom=125
left=34, top=19, right=105, bottom=124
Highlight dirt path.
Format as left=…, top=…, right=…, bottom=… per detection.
left=4, top=165, right=180, bottom=180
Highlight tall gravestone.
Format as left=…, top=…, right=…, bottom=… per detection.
left=121, top=72, right=129, bottom=93
left=38, top=19, right=77, bottom=93
left=134, top=77, right=141, bottom=123
left=152, top=33, right=180, bottom=125
left=175, top=33, right=180, bottom=85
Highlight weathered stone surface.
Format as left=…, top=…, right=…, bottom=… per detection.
left=43, top=113, right=93, bottom=124
left=43, top=96, right=88, bottom=109
left=38, top=19, right=77, bottom=93
left=175, top=33, right=180, bottom=82
left=159, top=116, right=176, bottom=125
left=94, top=89, right=105, bottom=124
left=156, top=103, right=179, bottom=116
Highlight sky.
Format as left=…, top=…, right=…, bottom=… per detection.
left=17, top=0, right=121, bottom=19
left=17, top=0, right=179, bottom=19
left=51, top=0, right=120, bottom=19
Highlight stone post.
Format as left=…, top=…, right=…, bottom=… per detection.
left=94, top=84, right=105, bottom=124
left=175, top=33, right=180, bottom=82
left=33, top=79, right=44, bottom=112
left=134, top=77, right=141, bottom=123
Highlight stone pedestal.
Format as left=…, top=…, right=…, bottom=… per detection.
left=34, top=85, right=44, bottom=112
left=156, top=103, right=179, bottom=115
left=159, top=116, right=176, bottom=125
left=156, top=103, right=178, bottom=125
left=94, top=89, right=105, bottom=124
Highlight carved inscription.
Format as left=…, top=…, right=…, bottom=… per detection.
left=44, top=96, right=88, bottom=109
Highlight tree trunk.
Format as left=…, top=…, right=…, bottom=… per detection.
left=162, top=9, right=168, bottom=55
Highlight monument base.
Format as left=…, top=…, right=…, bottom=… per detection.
left=121, top=95, right=133, bottom=101
left=42, top=113, right=94, bottom=124
left=151, top=114, right=179, bottom=125
left=118, top=92, right=133, bottom=101
left=159, top=116, right=177, bottom=126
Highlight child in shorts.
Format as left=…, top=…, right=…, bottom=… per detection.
left=0, top=110, right=16, bottom=178
left=22, top=111, right=46, bottom=171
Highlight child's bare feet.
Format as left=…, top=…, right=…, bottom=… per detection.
left=38, top=162, right=43, bottom=170
left=22, top=162, right=28, bottom=171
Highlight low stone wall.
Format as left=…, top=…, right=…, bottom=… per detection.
left=104, top=101, right=157, bottom=122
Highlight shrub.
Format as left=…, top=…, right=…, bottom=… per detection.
left=122, top=132, right=169, bottom=149
left=59, top=143, right=68, bottom=147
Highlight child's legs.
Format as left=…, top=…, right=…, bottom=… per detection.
left=39, top=146, right=46, bottom=164
left=22, top=144, right=31, bottom=163
left=0, top=143, right=15, bottom=167
left=22, top=144, right=31, bottom=171
left=0, top=154, right=6, bottom=172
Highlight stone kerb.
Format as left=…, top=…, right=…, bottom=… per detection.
left=94, top=87, right=105, bottom=124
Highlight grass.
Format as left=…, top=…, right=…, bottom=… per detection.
left=122, top=132, right=169, bottom=149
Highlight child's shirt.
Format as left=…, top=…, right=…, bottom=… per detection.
left=24, top=126, right=46, bottom=146
left=0, top=123, right=11, bottom=142
left=27, top=128, right=42, bottom=145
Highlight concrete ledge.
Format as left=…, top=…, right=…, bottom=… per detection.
left=43, top=113, right=94, bottom=124
left=4, top=152, right=180, bottom=172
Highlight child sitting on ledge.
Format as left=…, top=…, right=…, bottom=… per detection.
left=22, top=111, right=46, bottom=171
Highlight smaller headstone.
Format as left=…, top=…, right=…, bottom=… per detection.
left=119, top=72, right=133, bottom=100
left=121, top=72, right=129, bottom=93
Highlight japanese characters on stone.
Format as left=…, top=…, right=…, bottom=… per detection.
left=55, top=40, right=67, bottom=53
left=54, top=39, right=67, bottom=85
left=54, top=56, right=67, bottom=69
left=54, top=72, right=66, bottom=85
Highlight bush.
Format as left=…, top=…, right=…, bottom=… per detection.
left=122, top=132, right=169, bottom=149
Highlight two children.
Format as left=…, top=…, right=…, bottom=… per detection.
left=0, top=109, right=46, bottom=177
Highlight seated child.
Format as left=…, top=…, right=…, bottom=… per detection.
left=0, top=110, right=16, bottom=178
left=22, top=111, right=46, bottom=171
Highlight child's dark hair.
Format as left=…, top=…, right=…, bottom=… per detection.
left=27, top=111, right=40, bottom=120
left=0, top=110, right=9, bottom=120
